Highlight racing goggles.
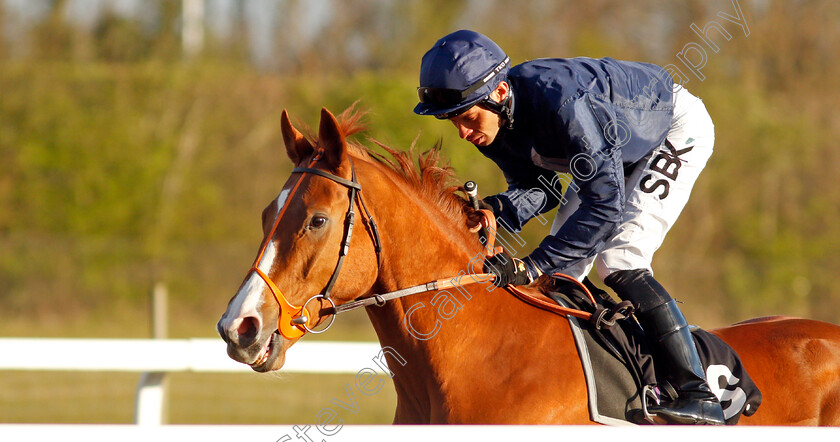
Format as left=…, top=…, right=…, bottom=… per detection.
left=417, top=56, right=510, bottom=118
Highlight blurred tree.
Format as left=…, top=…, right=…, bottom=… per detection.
left=0, top=1, right=6, bottom=59
left=93, top=10, right=152, bottom=62
left=30, top=0, right=74, bottom=60
left=392, top=0, right=468, bottom=70
left=152, top=0, right=182, bottom=60
left=275, top=0, right=468, bottom=74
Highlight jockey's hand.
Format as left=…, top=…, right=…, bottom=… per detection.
left=466, top=198, right=494, bottom=232
left=483, top=251, right=533, bottom=287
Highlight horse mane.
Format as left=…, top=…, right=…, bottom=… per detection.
left=325, top=105, right=471, bottom=228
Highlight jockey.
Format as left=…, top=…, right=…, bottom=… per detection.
left=414, top=29, right=724, bottom=425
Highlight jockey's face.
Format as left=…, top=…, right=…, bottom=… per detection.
left=448, top=82, right=509, bottom=147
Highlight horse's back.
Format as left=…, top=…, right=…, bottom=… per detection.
left=712, top=317, right=840, bottom=426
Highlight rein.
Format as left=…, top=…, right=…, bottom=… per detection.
left=330, top=273, right=496, bottom=314
left=256, top=152, right=594, bottom=340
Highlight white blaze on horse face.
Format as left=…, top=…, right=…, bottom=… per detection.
left=273, top=188, right=291, bottom=220
left=227, top=272, right=266, bottom=322
left=225, top=189, right=290, bottom=323
left=259, top=188, right=290, bottom=272
left=258, top=239, right=278, bottom=274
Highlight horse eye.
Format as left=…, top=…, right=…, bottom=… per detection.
left=309, top=215, right=327, bottom=229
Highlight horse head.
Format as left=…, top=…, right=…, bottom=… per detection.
left=217, top=108, right=380, bottom=372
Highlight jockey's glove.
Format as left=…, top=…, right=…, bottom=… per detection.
left=465, top=198, right=495, bottom=231
left=483, top=251, right=534, bottom=287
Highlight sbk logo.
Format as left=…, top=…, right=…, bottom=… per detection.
left=639, top=140, right=694, bottom=199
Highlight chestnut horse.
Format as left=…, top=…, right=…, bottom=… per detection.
left=217, top=107, right=840, bottom=425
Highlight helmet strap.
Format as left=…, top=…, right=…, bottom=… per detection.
left=478, top=88, right=514, bottom=130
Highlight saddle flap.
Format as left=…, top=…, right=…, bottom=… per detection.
left=549, top=285, right=762, bottom=425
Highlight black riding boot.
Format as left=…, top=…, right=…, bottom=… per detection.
left=605, top=269, right=725, bottom=425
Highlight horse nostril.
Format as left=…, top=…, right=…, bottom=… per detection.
left=237, top=316, right=260, bottom=345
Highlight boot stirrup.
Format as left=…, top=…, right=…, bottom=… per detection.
left=590, top=300, right=634, bottom=330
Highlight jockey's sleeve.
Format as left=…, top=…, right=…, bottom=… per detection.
left=526, top=93, right=626, bottom=274
left=477, top=148, right=562, bottom=232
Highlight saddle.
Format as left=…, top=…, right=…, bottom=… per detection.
left=536, top=276, right=762, bottom=425
left=468, top=207, right=761, bottom=424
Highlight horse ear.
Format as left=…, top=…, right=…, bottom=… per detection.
left=318, top=108, right=347, bottom=170
left=281, top=109, right=313, bottom=165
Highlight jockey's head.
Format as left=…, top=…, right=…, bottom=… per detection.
left=414, top=30, right=513, bottom=147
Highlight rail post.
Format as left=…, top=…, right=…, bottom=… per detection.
left=134, top=282, right=169, bottom=425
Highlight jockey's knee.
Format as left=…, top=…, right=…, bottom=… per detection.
left=594, top=251, right=653, bottom=282
left=603, top=268, right=672, bottom=314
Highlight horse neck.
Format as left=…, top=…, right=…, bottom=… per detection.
left=351, top=158, right=585, bottom=423
left=355, top=159, right=508, bottom=418
left=359, top=160, right=482, bottom=291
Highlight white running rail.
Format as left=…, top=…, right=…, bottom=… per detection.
left=0, top=339, right=386, bottom=425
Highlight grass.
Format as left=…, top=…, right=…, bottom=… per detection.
left=0, top=371, right=397, bottom=424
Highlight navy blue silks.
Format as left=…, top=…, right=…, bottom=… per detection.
left=480, top=57, right=675, bottom=274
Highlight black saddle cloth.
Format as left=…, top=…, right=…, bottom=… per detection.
left=546, top=277, right=762, bottom=425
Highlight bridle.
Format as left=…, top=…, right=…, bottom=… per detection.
left=249, top=149, right=598, bottom=341
left=247, top=150, right=381, bottom=339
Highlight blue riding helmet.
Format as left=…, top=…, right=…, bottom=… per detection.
left=414, top=30, right=511, bottom=119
